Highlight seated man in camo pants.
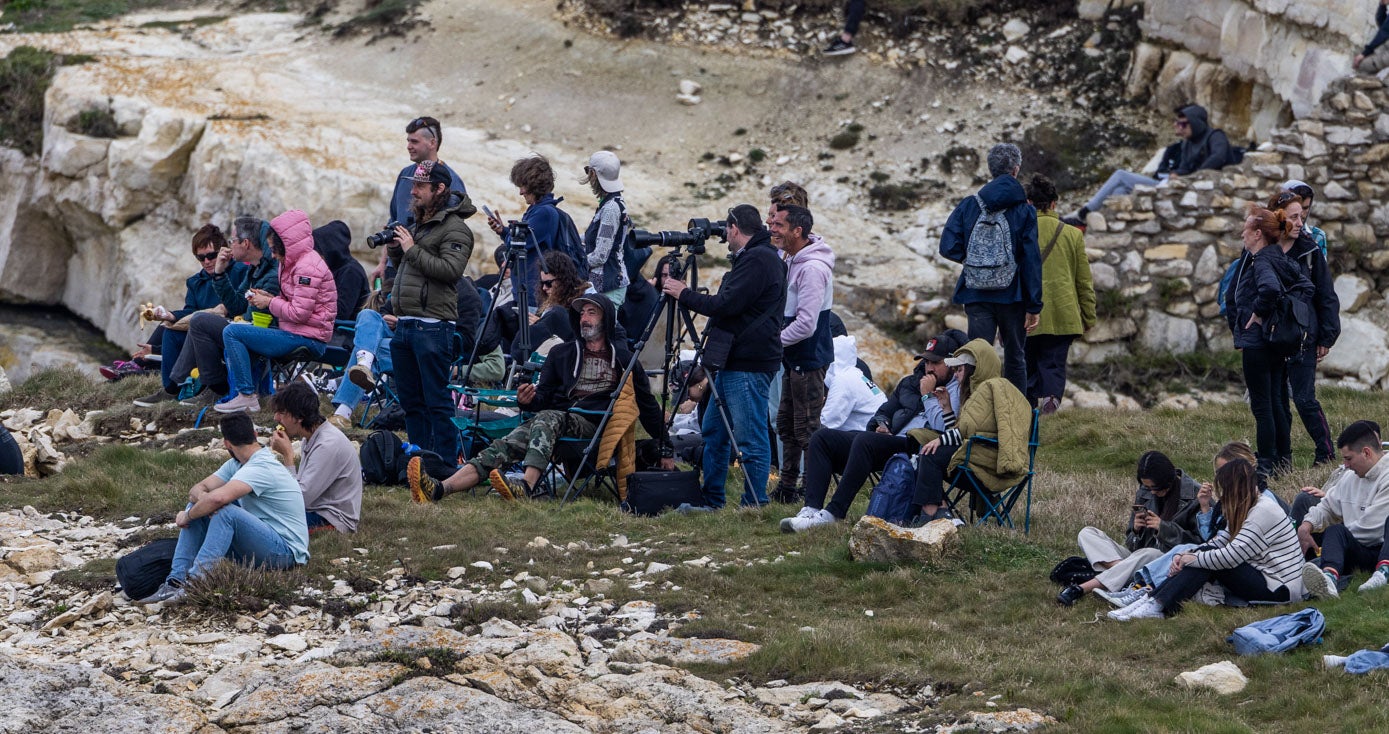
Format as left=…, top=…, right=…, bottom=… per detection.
left=410, top=295, right=671, bottom=503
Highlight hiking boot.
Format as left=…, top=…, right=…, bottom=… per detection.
left=327, top=414, right=352, bottom=432
left=138, top=580, right=185, bottom=605
left=1056, top=584, right=1085, bottom=607
left=770, top=485, right=803, bottom=505
left=782, top=508, right=836, bottom=533
left=779, top=506, right=818, bottom=533
left=1358, top=566, right=1389, bottom=593
left=1108, top=595, right=1163, bottom=621
left=133, top=389, right=177, bottom=407
left=101, top=360, right=147, bottom=381
left=348, top=363, right=376, bottom=391
left=822, top=37, right=856, bottom=56
left=489, top=469, right=528, bottom=502
left=1301, top=562, right=1339, bottom=599
left=214, top=392, right=260, bottom=413
left=407, top=456, right=435, bottom=504
left=1039, top=396, right=1061, bottom=415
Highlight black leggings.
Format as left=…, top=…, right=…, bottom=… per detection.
left=1241, top=346, right=1292, bottom=476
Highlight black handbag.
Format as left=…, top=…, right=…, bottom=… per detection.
left=625, top=470, right=704, bottom=516
left=1263, top=293, right=1312, bottom=359
left=700, top=306, right=780, bottom=372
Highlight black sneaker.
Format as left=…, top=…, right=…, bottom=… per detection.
left=770, top=486, right=803, bottom=505
left=133, top=389, right=177, bottom=407
left=1056, top=583, right=1085, bottom=607
left=822, top=38, right=856, bottom=56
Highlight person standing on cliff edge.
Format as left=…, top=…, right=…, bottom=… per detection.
left=1353, top=0, right=1389, bottom=74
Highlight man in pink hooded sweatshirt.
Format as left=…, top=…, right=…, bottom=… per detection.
left=769, top=204, right=835, bottom=505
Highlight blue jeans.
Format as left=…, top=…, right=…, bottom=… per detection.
left=391, top=319, right=459, bottom=462
left=160, top=328, right=189, bottom=391
left=168, top=502, right=298, bottom=582
left=1137, top=543, right=1199, bottom=589
left=332, top=310, right=394, bottom=408
left=1085, top=169, right=1161, bottom=212
left=222, top=324, right=326, bottom=396
left=700, top=370, right=773, bottom=508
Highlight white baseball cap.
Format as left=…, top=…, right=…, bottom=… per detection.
left=587, top=151, right=624, bottom=193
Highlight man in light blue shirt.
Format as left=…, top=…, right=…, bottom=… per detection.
left=139, top=412, right=308, bottom=604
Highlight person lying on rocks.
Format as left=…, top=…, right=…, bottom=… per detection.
left=1057, top=451, right=1208, bottom=608
left=1298, top=421, right=1389, bottom=599
left=268, top=381, right=362, bottom=535
left=1108, top=457, right=1304, bottom=621
left=409, top=295, right=671, bottom=503
left=139, top=412, right=309, bottom=605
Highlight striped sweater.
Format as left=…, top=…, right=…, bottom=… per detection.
left=1190, top=495, right=1304, bottom=596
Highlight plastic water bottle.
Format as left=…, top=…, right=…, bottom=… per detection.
left=402, top=442, right=420, bottom=456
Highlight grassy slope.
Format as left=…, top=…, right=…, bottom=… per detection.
left=4, top=369, right=1389, bottom=730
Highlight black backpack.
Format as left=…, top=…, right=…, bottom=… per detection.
left=1050, top=556, right=1097, bottom=586
left=361, top=429, right=405, bottom=485
left=115, top=538, right=178, bottom=601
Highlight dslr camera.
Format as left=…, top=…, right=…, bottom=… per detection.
left=633, top=217, right=727, bottom=253
left=366, top=221, right=403, bottom=249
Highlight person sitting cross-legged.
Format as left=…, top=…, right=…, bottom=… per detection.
left=138, top=412, right=309, bottom=605
left=1298, top=420, right=1389, bottom=599
left=268, top=381, right=362, bottom=534
left=411, top=295, right=671, bottom=503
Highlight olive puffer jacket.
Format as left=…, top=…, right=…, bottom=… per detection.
left=389, top=191, right=476, bottom=320
left=945, top=339, right=1034, bottom=493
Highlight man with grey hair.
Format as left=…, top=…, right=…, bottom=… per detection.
left=938, top=142, right=1042, bottom=395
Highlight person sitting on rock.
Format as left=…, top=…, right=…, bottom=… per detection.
left=779, top=328, right=966, bottom=533
left=1057, top=451, right=1207, bottom=607
left=410, top=295, right=672, bottom=503
left=139, top=412, right=309, bottom=605
left=139, top=216, right=281, bottom=409
left=216, top=210, right=338, bottom=414
left=268, top=380, right=362, bottom=534
left=129, top=225, right=248, bottom=403
left=1109, top=457, right=1304, bottom=621
left=1069, top=104, right=1236, bottom=224
left=1298, top=420, right=1389, bottom=599
left=1353, top=0, right=1389, bottom=75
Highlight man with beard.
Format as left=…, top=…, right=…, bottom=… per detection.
left=387, top=160, right=475, bottom=463
left=371, top=116, right=468, bottom=285
left=411, top=296, right=671, bottom=503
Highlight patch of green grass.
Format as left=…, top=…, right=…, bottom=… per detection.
left=0, top=46, right=96, bottom=156
left=137, top=14, right=225, bottom=31
left=0, top=367, right=152, bottom=412
left=0, top=443, right=222, bottom=518
left=1069, top=348, right=1243, bottom=408
left=828, top=130, right=860, bottom=150
left=1, top=0, right=177, bottom=33
left=68, top=105, right=119, bottom=137
left=52, top=557, right=118, bottom=592
left=179, top=560, right=311, bottom=616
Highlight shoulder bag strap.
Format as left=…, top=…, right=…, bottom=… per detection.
left=1041, top=222, right=1064, bottom=263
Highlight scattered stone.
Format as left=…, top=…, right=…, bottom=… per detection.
left=1175, top=660, right=1248, bottom=694
left=265, top=633, right=308, bottom=653
left=848, top=516, right=961, bottom=564
left=611, top=632, right=760, bottom=665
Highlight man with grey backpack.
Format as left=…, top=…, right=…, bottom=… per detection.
left=939, top=142, right=1043, bottom=394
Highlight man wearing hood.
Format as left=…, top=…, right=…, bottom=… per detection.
left=939, top=143, right=1042, bottom=395
left=1072, top=104, right=1236, bottom=222
left=770, top=204, right=836, bottom=505
left=313, top=220, right=369, bottom=322
left=412, top=295, right=671, bottom=503
left=387, top=160, right=475, bottom=464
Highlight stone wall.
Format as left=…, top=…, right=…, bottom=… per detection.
left=1120, top=0, right=1376, bottom=141
left=1076, top=73, right=1389, bottom=389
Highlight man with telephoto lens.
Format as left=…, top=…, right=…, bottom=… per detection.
left=660, top=204, right=786, bottom=509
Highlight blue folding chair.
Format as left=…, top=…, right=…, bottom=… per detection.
left=943, top=409, right=1041, bottom=534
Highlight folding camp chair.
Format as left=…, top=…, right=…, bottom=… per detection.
left=943, top=409, right=1041, bottom=533
left=547, top=406, right=625, bottom=504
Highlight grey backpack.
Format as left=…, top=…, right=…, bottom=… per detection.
left=963, top=195, right=1017, bottom=291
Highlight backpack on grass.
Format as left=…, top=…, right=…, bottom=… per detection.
left=963, top=194, right=1017, bottom=291
left=361, top=430, right=405, bottom=485
left=115, top=538, right=178, bottom=601
left=864, top=453, right=917, bottom=525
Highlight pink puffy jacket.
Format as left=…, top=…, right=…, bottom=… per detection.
left=268, top=210, right=337, bottom=343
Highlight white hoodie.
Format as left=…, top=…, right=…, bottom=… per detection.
left=819, top=335, right=886, bottom=431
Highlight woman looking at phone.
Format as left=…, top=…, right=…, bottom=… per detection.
left=1057, top=451, right=1207, bottom=606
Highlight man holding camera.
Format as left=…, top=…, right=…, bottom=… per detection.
left=412, top=295, right=671, bottom=503
left=371, top=116, right=467, bottom=286
left=661, top=204, right=786, bottom=508
left=388, top=160, right=475, bottom=464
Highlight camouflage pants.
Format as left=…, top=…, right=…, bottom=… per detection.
left=468, top=409, right=599, bottom=473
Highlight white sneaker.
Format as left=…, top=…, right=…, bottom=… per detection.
left=1095, top=586, right=1147, bottom=608
left=1108, top=594, right=1163, bottom=621
left=779, top=506, right=818, bottom=533
left=782, top=508, right=836, bottom=533
left=214, top=392, right=260, bottom=413
left=1358, top=567, right=1389, bottom=593
left=1302, top=562, right=1340, bottom=599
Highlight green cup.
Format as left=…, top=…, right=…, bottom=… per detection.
left=251, top=312, right=272, bottom=328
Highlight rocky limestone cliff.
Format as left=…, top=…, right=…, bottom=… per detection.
left=1121, top=0, right=1379, bottom=140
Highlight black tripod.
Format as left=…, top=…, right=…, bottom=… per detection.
left=560, top=241, right=755, bottom=505
left=461, top=223, right=534, bottom=388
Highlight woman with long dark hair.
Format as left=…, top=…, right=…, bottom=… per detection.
left=1110, top=458, right=1303, bottom=620
left=1225, top=205, right=1314, bottom=478
left=504, top=250, right=587, bottom=364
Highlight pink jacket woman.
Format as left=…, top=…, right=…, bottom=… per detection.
left=267, top=210, right=337, bottom=343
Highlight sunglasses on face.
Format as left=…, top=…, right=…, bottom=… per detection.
left=196, top=252, right=219, bottom=262
left=539, top=279, right=555, bottom=289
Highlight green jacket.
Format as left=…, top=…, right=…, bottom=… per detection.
left=389, top=191, right=476, bottom=321
left=1033, top=210, right=1096, bottom=337
left=946, top=338, right=1034, bottom=493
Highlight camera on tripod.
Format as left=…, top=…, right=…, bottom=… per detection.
left=506, top=219, right=531, bottom=250
left=633, top=217, right=727, bottom=254
left=366, top=221, right=403, bottom=249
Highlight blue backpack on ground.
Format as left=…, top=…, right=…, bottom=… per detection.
left=865, top=453, right=917, bottom=525
left=1227, top=607, right=1325, bottom=655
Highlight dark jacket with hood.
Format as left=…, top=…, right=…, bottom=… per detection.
left=389, top=190, right=476, bottom=321
left=1364, top=3, right=1389, bottom=57
left=1225, top=244, right=1315, bottom=350
left=940, top=175, right=1043, bottom=312
left=526, top=296, right=667, bottom=445
left=676, top=229, right=787, bottom=373
left=455, top=275, right=483, bottom=355
left=869, top=364, right=930, bottom=435
left=618, top=244, right=658, bottom=351
left=1157, top=105, right=1234, bottom=176
left=1285, top=231, right=1340, bottom=349
left=508, top=193, right=581, bottom=306
left=1124, top=469, right=1206, bottom=551
left=313, top=220, right=369, bottom=322
left=179, top=261, right=248, bottom=320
